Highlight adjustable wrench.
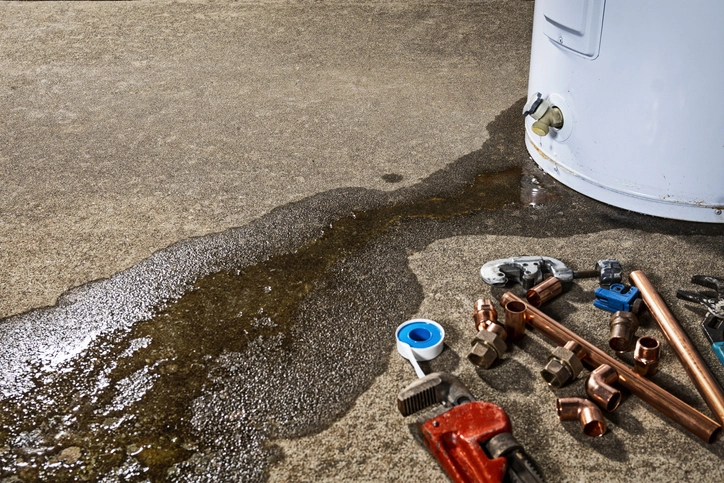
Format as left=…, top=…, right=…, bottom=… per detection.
left=397, top=373, right=543, bottom=483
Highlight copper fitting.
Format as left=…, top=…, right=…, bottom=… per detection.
left=557, top=397, right=607, bottom=437
left=504, top=300, right=527, bottom=342
left=587, top=364, right=621, bottom=412
left=499, top=292, right=721, bottom=443
left=526, top=276, right=563, bottom=308
left=541, top=340, right=585, bottom=388
left=634, top=336, right=661, bottom=377
left=473, top=298, right=498, bottom=332
left=630, top=270, right=724, bottom=426
left=468, top=323, right=508, bottom=369
left=609, top=311, right=639, bottom=353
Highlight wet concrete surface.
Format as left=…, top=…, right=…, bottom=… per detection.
left=2, top=1, right=724, bottom=482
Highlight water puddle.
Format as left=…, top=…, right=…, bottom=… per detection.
left=4, top=97, right=707, bottom=482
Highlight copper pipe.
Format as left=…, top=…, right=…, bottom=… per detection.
left=473, top=298, right=498, bottom=332
left=504, top=300, right=526, bottom=342
left=630, top=270, right=724, bottom=426
left=526, top=277, right=563, bottom=307
left=634, top=336, right=661, bottom=377
left=557, top=397, right=606, bottom=437
left=587, top=364, right=621, bottom=412
left=500, top=292, right=721, bottom=443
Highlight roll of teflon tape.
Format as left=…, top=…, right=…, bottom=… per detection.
left=396, top=319, right=445, bottom=362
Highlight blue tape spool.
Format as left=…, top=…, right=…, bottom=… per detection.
left=395, top=319, right=445, bottom=362
left=397, top=321, right=444, bottom=350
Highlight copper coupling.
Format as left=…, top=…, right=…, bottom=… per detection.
left=503, top=300, right=527, bottom=342
left=472, top=298, right=498, bottom=331
left=609, top=311, right=639, bottom=353
left=541, top=341, right=585, bottom=388
left=587, top=364, right=621, bottom=412
left=557, top=397, right=606, bottom=437
left=634, top=336, right=661, bottom=377
left=526, top=277, right=563, bottom=308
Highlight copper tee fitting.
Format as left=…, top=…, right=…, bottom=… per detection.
left=504, top=300, right=527, bottom=342
left=609, top=311, right=639, bottom=353
left=557, top=397, right=607, bottom=437
left=634, top=336, right=661, bottom=377
left=473, top=298, right=498, bottom=332
left=587, top=364, right=621, bottom=412
left=526, top=276, right=563, bottom=308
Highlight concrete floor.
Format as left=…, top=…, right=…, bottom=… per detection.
left=1, top=1, right=723, bottom=482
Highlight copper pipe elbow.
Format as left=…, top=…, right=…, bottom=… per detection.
left=587, top=364, right=622, bottom=412
left=504, top=300, right=527, bottom=342
left=609, top=311, right=639, bottom=353
left=557, top=397, right=607, bottom=437
left=473, top=298, right=498, bottom=332
left=634, top=336, right=661, bottom=377
left=526, top=276, right=563, bottom=308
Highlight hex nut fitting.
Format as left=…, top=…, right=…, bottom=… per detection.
left=541, top=341, right=585, bottom=388
left=634, top=336, right=661, bottom=377
left=468, top=326, right=507, bottom=369
left=609, top=311, right=639, bottom=353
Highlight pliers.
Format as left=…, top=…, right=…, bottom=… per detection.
left=676, top=275, right=724, bottom=366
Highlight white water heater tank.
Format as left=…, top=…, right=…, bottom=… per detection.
left=524, top=0, right=724, bottom=223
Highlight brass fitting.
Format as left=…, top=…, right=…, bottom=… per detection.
left=541, top=340, right=585, bottom=388
left=557, top=397, right=607, bottom=437
left=504, top=300, right=527, bottom=342
left=526, top=276, right=563, bottom=308
left=532, top=106, right=564, bottom=136
left=468, top=323, right=508, bottom=369
left=587, top=364, right=622, bottom=412
left=634, top=336, right=661, bottom=377
left=609, top=311, right=639, bottom=353
left=472, top=298, right=498, bottom=332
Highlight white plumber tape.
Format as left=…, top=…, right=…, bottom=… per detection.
left=395, top=319, right=445, bottom=378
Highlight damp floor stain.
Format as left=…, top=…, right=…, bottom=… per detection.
left=0, top=99, right=719, bottom=482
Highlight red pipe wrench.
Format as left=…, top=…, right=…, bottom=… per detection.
left=397, top=373, right=543, bottom=483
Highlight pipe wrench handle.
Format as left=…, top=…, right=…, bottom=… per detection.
left=421, top=401, right=511, bottom=483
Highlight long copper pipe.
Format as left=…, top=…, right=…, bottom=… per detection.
left=630, top=270, right=724, bottom=425
left=500, top=292, right=721, bottom=443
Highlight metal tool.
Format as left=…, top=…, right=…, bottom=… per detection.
left=397, top=373, right=543, bottom=483
left=594, top=284, right=642, bottom=313
left=480, top=256, right=621, bottom=290
left=676, top=275, right=724, bottom=366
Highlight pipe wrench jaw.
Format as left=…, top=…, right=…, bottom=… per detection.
left=420, top=401, right=511, bottom=483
